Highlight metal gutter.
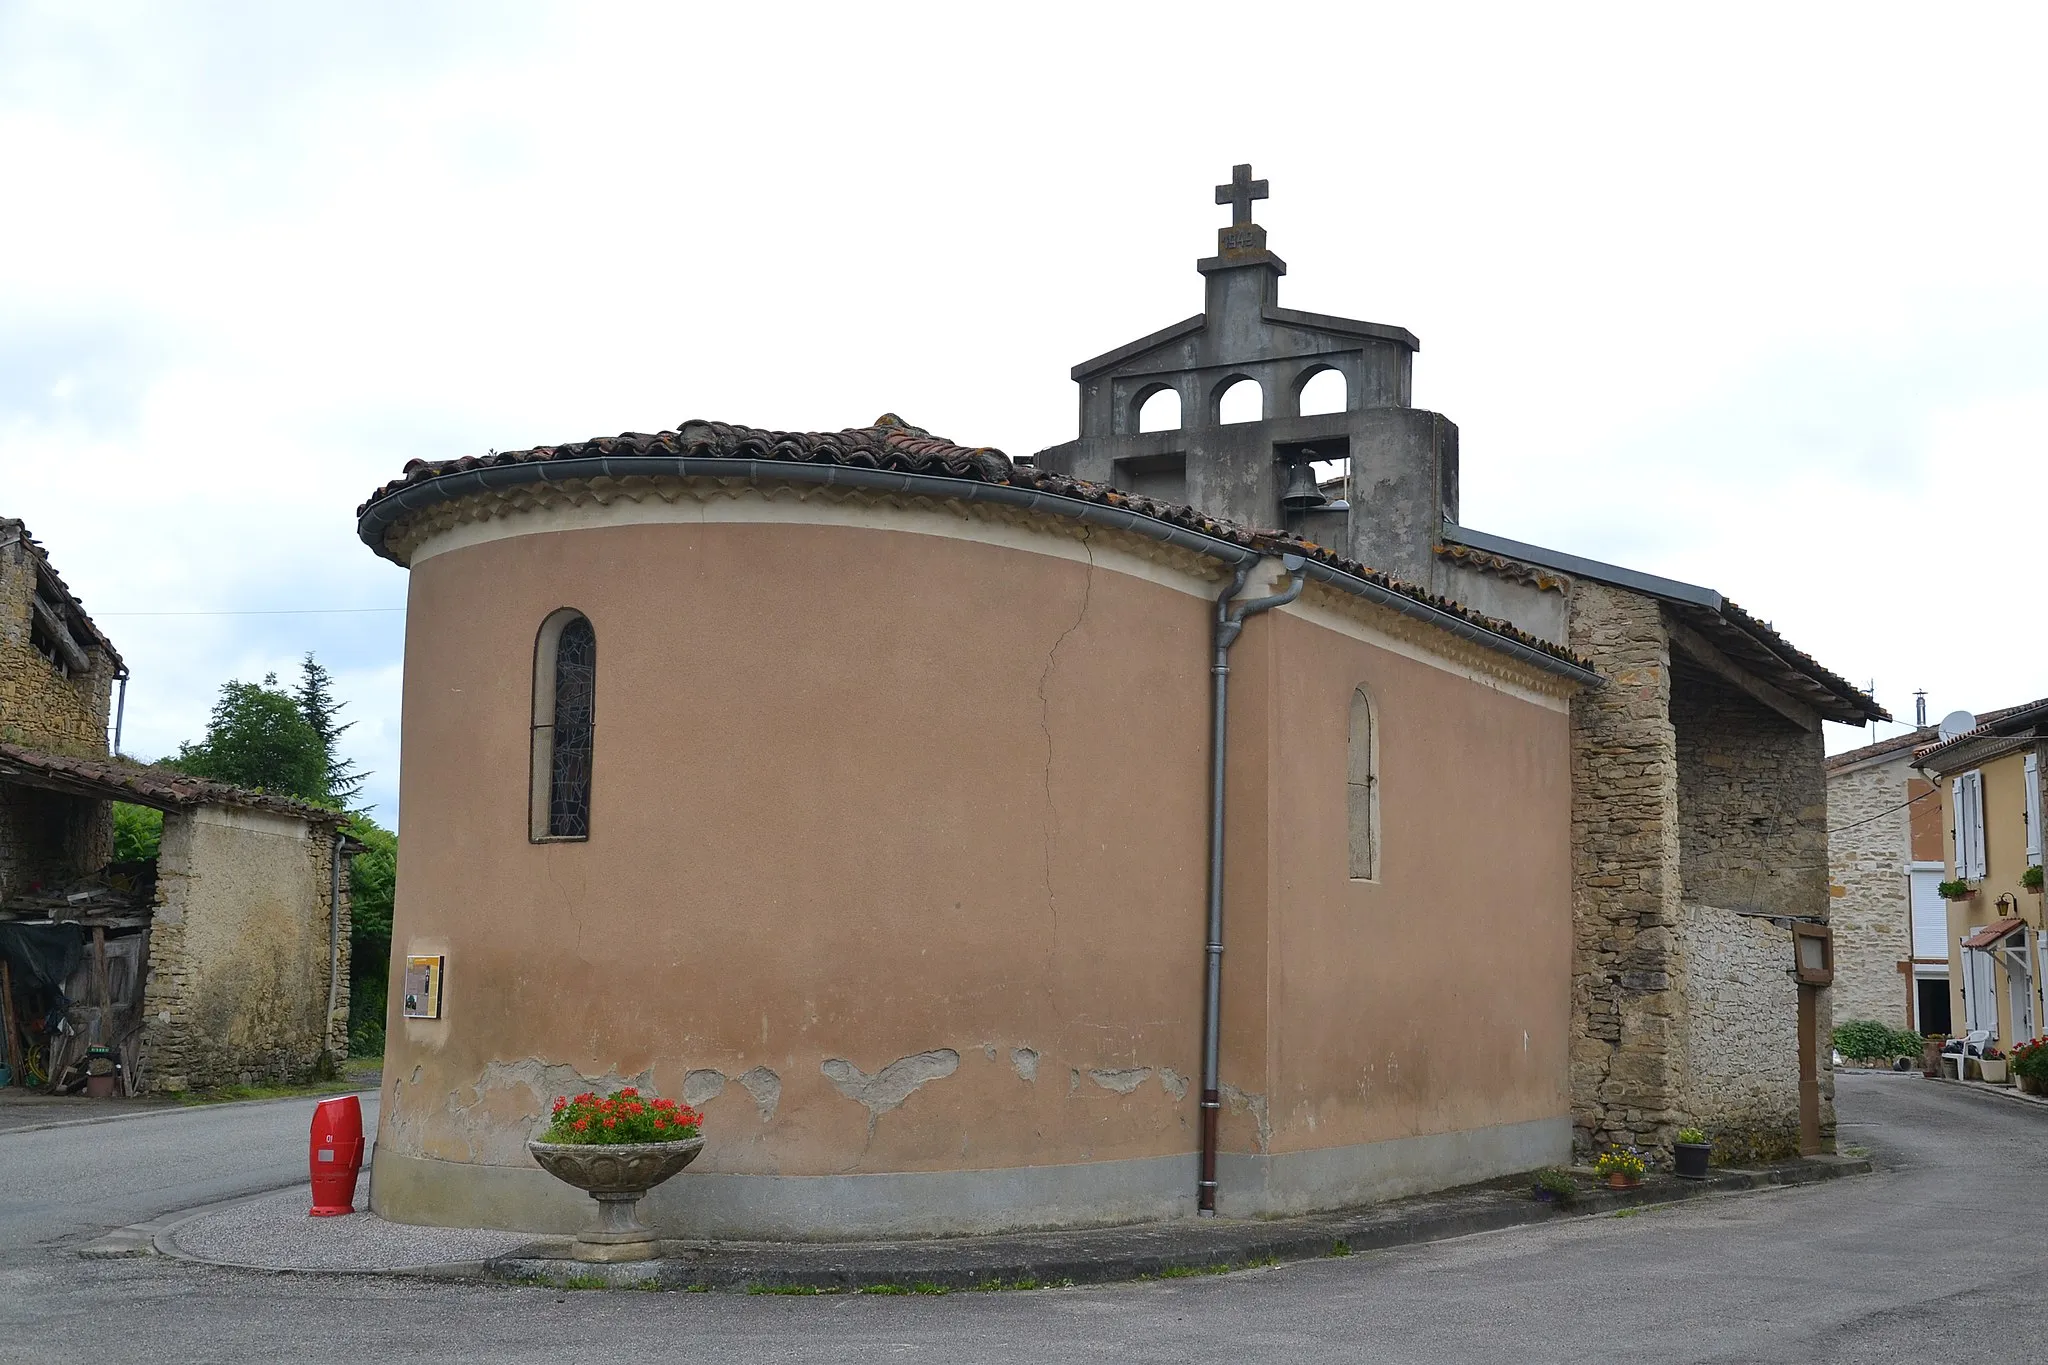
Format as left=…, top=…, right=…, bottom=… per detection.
left=361, top=459, right=1597, bottom=685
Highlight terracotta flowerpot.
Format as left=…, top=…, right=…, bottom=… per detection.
left=1606, top=1172, right=1641, bottom=1189
left=528, top=1136, right=703, bottom=1262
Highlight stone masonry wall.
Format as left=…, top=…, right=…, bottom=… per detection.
left=0, top=784, right=114, bottom=904
left=1827, top=757, right=1914, bottom=1029
left=1568, top=581, right=1687, bottom=1154
left=0, top=534, right=116, bottom=754
left=1682, top=901, right=1813, bottom=1161
left=1671, top=667, right=1832, bottom=1159
left=141, top=804, right=348, bottom=1090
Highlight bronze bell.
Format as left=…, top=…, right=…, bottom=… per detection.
left=1279, top=461, right=1329, bottom=511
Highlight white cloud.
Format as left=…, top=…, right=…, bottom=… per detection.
left=4, top=0, right=2046, bottom=824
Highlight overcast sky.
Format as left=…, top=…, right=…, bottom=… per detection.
left=4, top=2, right=2044, bottom=825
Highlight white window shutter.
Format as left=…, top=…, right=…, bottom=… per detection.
left=1961, top=771, right=1988, bottom=882
left=1962, top=946, right=1981, bottom=1031
left=1953, top=779, right=1969, bottom=879
left=2026, top=752, right=2043, bottom=867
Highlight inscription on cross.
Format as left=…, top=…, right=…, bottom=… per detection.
left=1214, top=164, right=1269, bottom=226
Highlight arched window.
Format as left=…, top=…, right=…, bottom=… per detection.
left=532, top=610, right=596, bottom=841
left=1136, top=385, right=1182, bottom=433
left=1215, top=375, right=1263, bottom=425
left=1347, top=686, right=1378, bottom=880
left=1297, top=366, right=1347, bottom=417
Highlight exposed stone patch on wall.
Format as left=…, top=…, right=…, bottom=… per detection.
left=1087, top=1066, right=1151, bottom=1094
left=1568, top=582, right=1686, bottom=1153
left=140, top=805, right=347, bottom=1091
left=682, top=1068, right=727, bottom=1107
left=385, top=1058, right=655, bottom=1164
left=821, top=1049, right=961, bottom=1134
left=735, top=1066, right=781, bottom=1122
left=1008, top=1047, right=1039, bottom=1082
left=1827, top=757, right=1915, bottom=1027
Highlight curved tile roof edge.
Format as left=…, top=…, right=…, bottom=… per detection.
left=0, top=743, right=347, bottom=822
left=357, top=415, right=1594, bottom=676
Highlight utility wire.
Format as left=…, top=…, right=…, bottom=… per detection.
left=1832, top=783, right=1940, bottom=835
left=93, top=607, right=406, bottom=617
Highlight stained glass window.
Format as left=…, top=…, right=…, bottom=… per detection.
left=547, top=616, right=596, bottom=838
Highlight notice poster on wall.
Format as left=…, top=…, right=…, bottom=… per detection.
left=402, top=955, right=444, bottom=1019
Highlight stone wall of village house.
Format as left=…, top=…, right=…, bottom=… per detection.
left=1827, top=758, right=1915, bottom=1029
left=140, top=804, right=348, bottom=1090
left=0, top=786, right=113, bottom=904
left=1682, top=902, right=1819, bottom=1160
left=1568, top=581, right=1689, bottom=1155
left=1671, top=670, right=1832, bottom=1159
left=0, top=537, right=117, bottom=755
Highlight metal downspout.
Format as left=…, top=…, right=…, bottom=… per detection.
left=112, top=668, right=129, bottom=756
left=1199, top=554, right=1305, bottom=1216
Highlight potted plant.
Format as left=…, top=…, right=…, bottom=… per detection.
left=1938, top=879, right=1977, bottom=902
left=1970, top=1047, right=2009, bottom=1084
left=528, top=1087, right=704, bottom=1262
left=2024, top=866, right=2043, bottom=895
left=1673, top=1127, right=1712, bottom=1180
left=1531, top=1167, right=1578, bottom=1205
left=2012, top=1039, right=2048, bottom=1095
left=1595, top=1147, right=1647, bottom=1189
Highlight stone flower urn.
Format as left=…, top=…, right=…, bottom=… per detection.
left=527, top=1136, right=704, bottom=1262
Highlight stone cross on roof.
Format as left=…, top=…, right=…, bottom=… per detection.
left=1215, top=164, right=1268, bottom=225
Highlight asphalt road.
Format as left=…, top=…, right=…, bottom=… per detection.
left=1, top=1074, right=2040, bottom=1364
left=0, top=1091, right=377, bottom=1252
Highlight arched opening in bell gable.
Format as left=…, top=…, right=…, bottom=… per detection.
left=1134, top=385, right=1182, bottom=433
left=1296, top=366, right=1347, bottom=417
left=1214, top=375, right=1264, bottom=425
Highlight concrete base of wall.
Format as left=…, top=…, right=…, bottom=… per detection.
left=370, top=1114, right=1569, bottom=1239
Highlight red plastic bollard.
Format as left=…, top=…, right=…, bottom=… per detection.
left=309, top=1094, right=365, bottom=1217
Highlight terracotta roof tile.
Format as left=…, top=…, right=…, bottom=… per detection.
left=358, top=415, right=1592, bottom=673
left=1963, top=917, right=2028, bottom=949
left=0, top=743, right=344, bottom=822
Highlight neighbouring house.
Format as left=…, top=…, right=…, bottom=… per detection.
left=1913, top=698, right=2048, bottom=1049
left=1826, top=726, right=1950, bottom=1036
left=1034, top=168, right=1886, bottom=1162
left=0, top=517, right=351, bottom=1093
left=358, top=170, right=1885, bottom=1241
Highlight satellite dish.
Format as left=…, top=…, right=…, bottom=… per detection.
left=1938, top=710, right=1977, bottom=742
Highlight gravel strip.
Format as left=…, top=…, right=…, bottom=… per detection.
left=166, top=1178, right=553, bottom=1272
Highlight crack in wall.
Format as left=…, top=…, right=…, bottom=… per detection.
left=1035, top=530, right=1095, bottom=992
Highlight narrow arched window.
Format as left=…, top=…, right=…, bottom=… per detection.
left=532, top=610, right=596, bottom=841
left=1347, top=686, right=1378, bottom=880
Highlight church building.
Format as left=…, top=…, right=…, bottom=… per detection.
left=359, top=169, right=1879, bottom=1240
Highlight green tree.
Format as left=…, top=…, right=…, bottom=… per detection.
left=169, top=674, right=330, bottom=803
left=295, top=652, right=365, bottom=806
left=343, top=813, right=397, bottom=1056
left=112, top=802, right=163, bottom=861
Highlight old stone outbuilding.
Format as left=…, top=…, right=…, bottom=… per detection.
left=0, top=517, right=351, bottom=1094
